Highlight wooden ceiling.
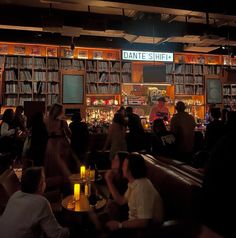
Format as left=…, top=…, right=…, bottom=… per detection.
left=0, top=0, right=235, bottom=54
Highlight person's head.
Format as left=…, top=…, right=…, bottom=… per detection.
left=112, top=151, right=129, bottom=175
left=15, top=105, right=24, bottom=116
left=210, top=108, right=221, bottom=120
left=122, top=153, right=147, bottom=180
left=175, top=101, right=186, bottom=113
left=21, top=167, right=46, bottom=194
left=113, top=112, right=125, bottom=126
left=71, top=110, right=82, bottom=122
left=157, top=97, right=166, bottom=107
left=152, top=119, right=166, bottom=134
left=2, top=108, right=14, bottom=124
left=125, top=106, right=133, bottom=115
left=49, top=103, right=63, bottom=120
left=117, top=106, right=126, bottom=116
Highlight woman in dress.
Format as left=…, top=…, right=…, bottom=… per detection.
left=103, top=113, right=127, bottom=160
left=44, top=103, right=72, bottom=179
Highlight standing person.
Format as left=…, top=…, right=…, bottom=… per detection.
left=125, top=107, right=145, bottom=152
left=103, top=113, right=127, bottom=160
left=151, top=118, right=176, bottom=157
left=0, top=167, right=69, bottom=238
left=105, top=153, right=164, bottom=233
left=202, top=113, right=236, bottom=238
left=149, top=97, right=170, bottom=123
left=170, top=101, right=196, bottom=163
left=27, top=112, right=48, bottom=166
left=69, top=110, right=89, bottom=163
left=205, top=108, right=224, bottom=150
left=44, top=103, right=72, bottom=178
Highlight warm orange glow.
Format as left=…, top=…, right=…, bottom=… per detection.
left=74, top=184, right=80, bottom=201
left=80, top=165, right=86, bottom=179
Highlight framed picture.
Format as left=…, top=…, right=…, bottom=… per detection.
left=206, top=78, right=222, bottom=104
left=14, top=45, right=26, bottom=55
left=93, top=51, right=103, bottom=59
left=31, top=46, right=41, bottom=56
left=0, top=45, right=9, bottom=54
left=78, top=50, right=88, bottom=59
left=46, top=47, right=57, bottom=57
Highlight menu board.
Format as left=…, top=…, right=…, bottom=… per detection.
left=62, top=74, right=84, bottom=104
left=206, top=78, right=222, bottom=104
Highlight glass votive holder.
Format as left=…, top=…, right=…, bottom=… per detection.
left=90, top=170, right=95, bottom=181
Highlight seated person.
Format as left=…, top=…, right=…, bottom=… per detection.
left=105, top=153, right=164, bottom=233
left=0, top=167, right=69, bottom=238
left=151, top=119, right=176, bottom=157
left=106, top=151, right=129, bottom=221
left=0, top=108, right=16, bottom=153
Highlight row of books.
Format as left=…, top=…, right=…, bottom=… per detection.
left=5, top=70, right=17, bottom=80
left=5, top=95, right=17, bottom=105
left=86, top=84, right=120, bottom=94
left=5, top=57, right=18, bottom=68
left=48, top=84, right=59, bottom=94
left=48, top=94, right=59, bottom=105
left=20, top=71, right=32, bottom=81
left=5, top=83, right=18, bottom=93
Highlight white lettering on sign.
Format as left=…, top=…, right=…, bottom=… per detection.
left=122, top=50, right=173, bottom=62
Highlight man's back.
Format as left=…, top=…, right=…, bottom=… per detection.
left=0, top=191, right=69, bottom=238
left=125, top=178, right=164, bottom=223
left=170, top=111, right=196, bottom=154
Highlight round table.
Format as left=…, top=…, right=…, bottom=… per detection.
left=62, top=194, right=107, bottom=213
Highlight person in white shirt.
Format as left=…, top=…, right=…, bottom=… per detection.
left=105, top=153, right=164, bottom=232
left=0, top=167, right=69, bottom=238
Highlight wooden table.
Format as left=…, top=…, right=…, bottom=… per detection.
left=61, top=194, right=106, bottom=213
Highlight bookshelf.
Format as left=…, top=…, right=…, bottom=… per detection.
left=86, top=59, right=121, bottom=95
left=121, top=61, right=132, bottom=83
left=2, top=55, right=60, bottom=106
left=166, top=63, right=222, bottom=95
left=223, top=84, right=236, bottom=107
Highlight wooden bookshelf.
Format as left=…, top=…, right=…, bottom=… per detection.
left=2, top=55, right=60, bottom=106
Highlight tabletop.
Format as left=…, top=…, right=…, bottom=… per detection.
left=61, top=194, right=107, bottom=213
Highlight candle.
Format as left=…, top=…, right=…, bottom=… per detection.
left=80, top=165, right=86, bottom=179
left=90, top=170, right=95, bottom=181
left=85, top=183, right=89, bottom=196
left=74, top=184, right=80, bottom=201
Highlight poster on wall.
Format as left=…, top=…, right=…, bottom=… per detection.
left=78, top=50, right=88, bottom=59
left=206, top=78, right=222, bottom=104
left=62, top=74, right=84, bottom=104
left=106, top=51, right=116, bottom=60
left=14, top=45, right=26, bottom=55
left=0, top=45, right=8, bottom=54
left=62, top=48, right=73, bottom=58
left=93, top=51, right=103, bottom=59
left=31, top=46, right=41, bottom=56
left=46, top=47, right=57, bottom=57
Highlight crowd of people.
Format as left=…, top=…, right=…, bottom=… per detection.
left=0, top=100, right=235, bottom=238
